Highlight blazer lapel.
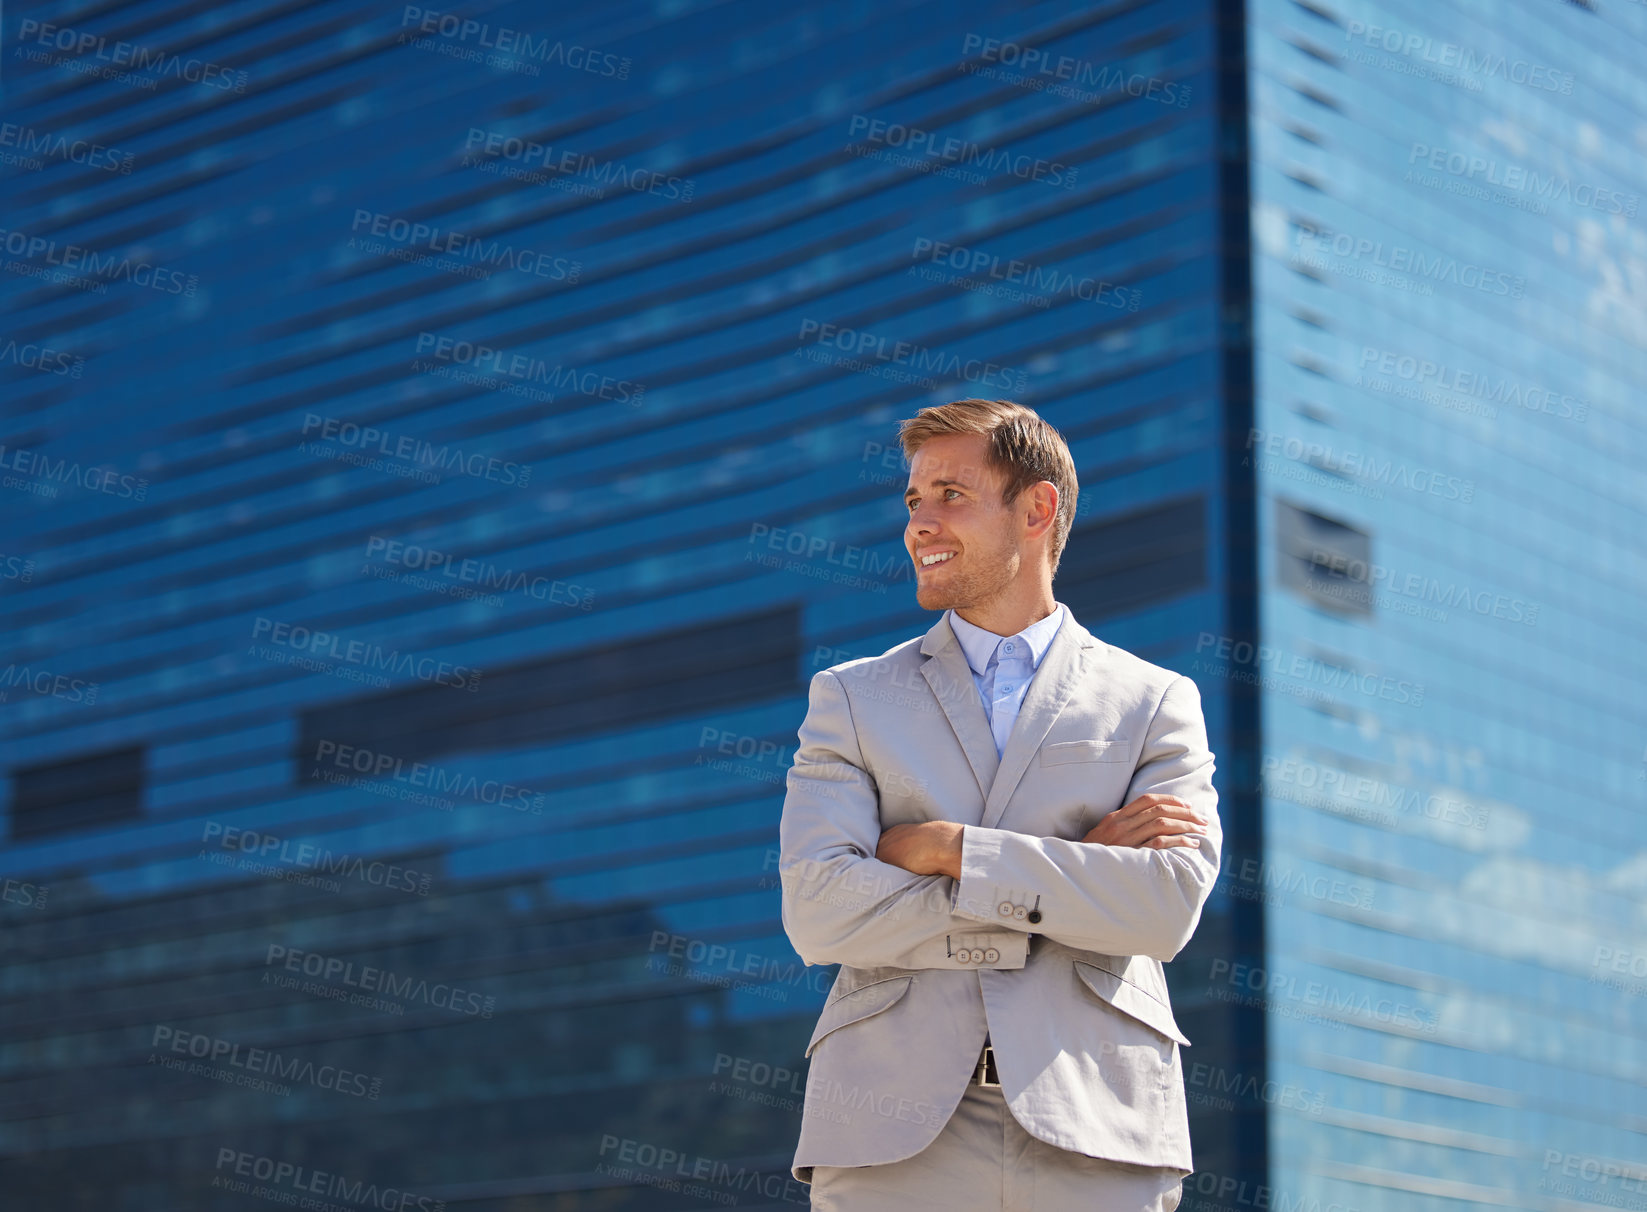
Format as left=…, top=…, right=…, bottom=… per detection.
left=918, top=614, right=999, bottom=820
left=978, top=613, right=1098, bottom=831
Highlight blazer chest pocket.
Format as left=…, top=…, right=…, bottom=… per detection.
left=1040, top=739, right=1130, bottom=766
left=1072, top=960, right=1191, bottom=1047
left=805, top=975, right=913, bottom=1059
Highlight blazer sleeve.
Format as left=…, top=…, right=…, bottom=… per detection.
left=948, top=675, right=1221, bottom=962
left=778, top=669, right=966, bottom=967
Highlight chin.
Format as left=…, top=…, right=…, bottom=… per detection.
left=914, top=585, right=950, bottom=611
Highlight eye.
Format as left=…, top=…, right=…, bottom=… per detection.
left=944, top=489, right=961, bottom=501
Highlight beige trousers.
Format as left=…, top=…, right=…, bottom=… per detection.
left=807, top=1081, right=1186, bottom=1211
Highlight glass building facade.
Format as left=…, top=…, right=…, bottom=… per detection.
left=0, top=0, right=1638, bottom=1208
left=1246, top=0, right=1647, bottom=1208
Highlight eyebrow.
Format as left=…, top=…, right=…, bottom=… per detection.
left=904, top=478, right=965, bottom=503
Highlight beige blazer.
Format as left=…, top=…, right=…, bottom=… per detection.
left=779, top=608, right=1220, bottom=1182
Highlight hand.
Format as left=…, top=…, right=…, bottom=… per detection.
left=1082, top=794, right=1208, bottom=850
left=876, top=821, right=965, bottom=879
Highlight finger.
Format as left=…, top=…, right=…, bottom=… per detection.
left=1126, top=820, right=1205, bottom=849
left=1137, top=799, right=1209, bottom=825
left=1119, top=794, right=1192, bottom=821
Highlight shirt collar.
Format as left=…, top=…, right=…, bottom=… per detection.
left=947, top=602, right=1067, bottom=678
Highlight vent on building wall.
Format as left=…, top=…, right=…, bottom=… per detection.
left=1275, top=499, right=1371, bottom=615
left=9, top=747, right=146, bottom=840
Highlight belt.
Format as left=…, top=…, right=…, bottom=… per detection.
left=971, top=1042, right=1000, bottom=1088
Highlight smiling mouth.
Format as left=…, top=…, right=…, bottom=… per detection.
left=918, top=551, right=956, bottom=569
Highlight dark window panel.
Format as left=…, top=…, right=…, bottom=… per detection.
left=297, top=605, right=801, bottom=772
left=10, top=747, right=145, bottom=840
left=1060, top=495, right=1207, bottom=620
left=1275, top=499, right=1372, bottom=615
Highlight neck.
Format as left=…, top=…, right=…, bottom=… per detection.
left=953, top=584, right=1058, bottom=638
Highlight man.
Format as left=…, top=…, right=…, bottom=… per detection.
left=779, top=398, right=1220, bottom=1211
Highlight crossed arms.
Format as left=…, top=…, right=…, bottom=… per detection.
left=778, top=669, right=1221, bottom=967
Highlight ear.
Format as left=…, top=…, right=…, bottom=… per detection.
left=1022, top=481, right=1058, bottom=541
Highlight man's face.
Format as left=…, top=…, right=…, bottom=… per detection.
left=903, top=433, right=1022, bottom=612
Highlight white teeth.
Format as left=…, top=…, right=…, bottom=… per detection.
left=921, top=552, right=955, bottom=566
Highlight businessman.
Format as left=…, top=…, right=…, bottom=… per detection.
left=779, top=398, right=1220, bottom=1210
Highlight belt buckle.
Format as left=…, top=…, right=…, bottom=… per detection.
left=973, top=1043, right=1000, bottom=1088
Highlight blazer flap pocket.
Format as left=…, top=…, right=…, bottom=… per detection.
left=1040, top=739, right=1130, bottom=766
left=1072, top=961, right=1190, bottom=1046
left=805, top=975, right=913, bottom=1058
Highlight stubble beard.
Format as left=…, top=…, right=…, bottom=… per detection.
left=915, top=535, right=1020, bottom=613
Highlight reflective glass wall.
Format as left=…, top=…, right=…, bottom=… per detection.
left=1248, top=0, right=1647, bottom=1207
left=1, top=1, right=1264, bottom=1207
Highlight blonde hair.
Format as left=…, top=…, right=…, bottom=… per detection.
left=897, top=398, right=1079, bottom=576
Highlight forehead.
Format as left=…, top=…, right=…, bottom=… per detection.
left=905, top=434, right=995, bottom=492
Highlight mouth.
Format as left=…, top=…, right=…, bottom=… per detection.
left=917, top=550, right=957, bottom=570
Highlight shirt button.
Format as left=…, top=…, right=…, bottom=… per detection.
left=1000, top=684, right=1014, bottom=694
left=1003, top=642, right=1015, bottom=654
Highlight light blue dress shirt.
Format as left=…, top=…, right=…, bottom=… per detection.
left=946, top=603, right=1068, bottom=758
